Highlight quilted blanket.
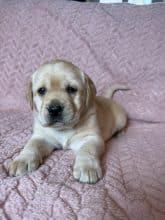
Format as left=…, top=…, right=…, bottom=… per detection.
left=0, top=0, right=165, bottom=219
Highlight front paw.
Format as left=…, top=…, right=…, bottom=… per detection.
left=9, top=154, right=41, bottom=176
left=73, top=157, right=102, bottom=184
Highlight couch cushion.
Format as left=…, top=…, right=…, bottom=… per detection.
left=1, top=110, right=165, bottom=219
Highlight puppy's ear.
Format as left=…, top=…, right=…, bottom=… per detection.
left=85, top=74, right=96, bottom=107
left=26, top=80, right=33, bottom=109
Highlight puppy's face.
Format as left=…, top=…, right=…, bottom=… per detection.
left=28, top=60, right=96, bottom=128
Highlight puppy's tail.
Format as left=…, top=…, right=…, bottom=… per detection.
left=104, top=84, right=130, bottom=99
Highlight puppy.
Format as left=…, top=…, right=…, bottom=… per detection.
left=9, top=60, right=127, bottom=183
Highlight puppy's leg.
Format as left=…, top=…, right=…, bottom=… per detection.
left=111, top=102, right=127, bottom=136
left=72, top=136, right=104, bottom=184
left=9, top=137, right=54, bottom=176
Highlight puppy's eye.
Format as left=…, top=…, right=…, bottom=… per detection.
left=38, top=87, right=46, bottom=96
left=66, top=86, right=77, bottom=94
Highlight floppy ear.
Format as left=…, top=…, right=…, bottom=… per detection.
left=26, top=80, right=33, bottom=109
left=85, top=73, right=96, bottom=107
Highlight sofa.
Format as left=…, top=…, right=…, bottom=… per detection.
left=0, top=0, right=165, bottom=219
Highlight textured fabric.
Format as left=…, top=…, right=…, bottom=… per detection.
left=0, top=0, right=165, bottom=219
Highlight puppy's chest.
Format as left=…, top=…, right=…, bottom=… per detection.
left=44, top=128, right=74, bottom=149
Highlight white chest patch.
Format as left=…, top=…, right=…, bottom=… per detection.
left=52, top=129, right=75, bottom=149
left=33, top=121, right=75, bottom=149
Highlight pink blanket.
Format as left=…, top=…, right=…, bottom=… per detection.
left=0, top=0, right=165, bottom=219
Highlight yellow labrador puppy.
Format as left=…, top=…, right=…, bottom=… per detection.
left=9, top=60, right=127, bottom=183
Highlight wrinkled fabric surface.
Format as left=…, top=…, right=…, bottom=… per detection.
left=0, top=0, right=165, bottom=219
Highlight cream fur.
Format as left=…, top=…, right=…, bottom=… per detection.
left=9, top=60, right=127, bottom=183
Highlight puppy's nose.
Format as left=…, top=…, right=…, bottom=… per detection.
left=47, top=102, right=64, bottom=117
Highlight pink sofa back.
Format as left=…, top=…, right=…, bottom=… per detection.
left=0, top=0, right=165, bottom=123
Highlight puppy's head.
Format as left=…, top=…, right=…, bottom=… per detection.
left=27, top=60, right=96, bottom=128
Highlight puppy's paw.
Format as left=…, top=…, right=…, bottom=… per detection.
left=73, top=158, right=102, bottom=184
left=9, top=154, right=41, bottom=176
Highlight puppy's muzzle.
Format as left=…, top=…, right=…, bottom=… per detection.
left=47, top=100, right=64, bottom=122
